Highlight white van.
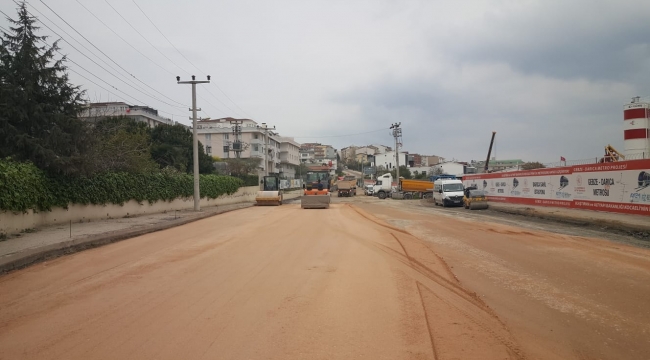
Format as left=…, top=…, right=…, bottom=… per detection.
left=433, top=179, right=464, bottom=207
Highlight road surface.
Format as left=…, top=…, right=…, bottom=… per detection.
left=1, top=199, right=649, bottom=359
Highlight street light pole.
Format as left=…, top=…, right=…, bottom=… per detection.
left=177, top=75, right=210, bottom=211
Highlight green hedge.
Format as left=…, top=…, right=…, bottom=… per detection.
left=0, top=159, right=243, bottom=212
left=235, top=174, right=260, bottom=187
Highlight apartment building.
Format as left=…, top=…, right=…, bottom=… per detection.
left=196, top=117, right=294, bottom=176
left=79, top=102, right=175, bottom=127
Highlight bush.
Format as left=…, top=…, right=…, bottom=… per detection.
left=0, top=159, right=243, bottom=212
left=0, top=159, right=51, bottom=212
left=235, top=174, right=260, bottom=187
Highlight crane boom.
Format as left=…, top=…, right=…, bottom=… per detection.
left=484, top=131, right=496, bottom=172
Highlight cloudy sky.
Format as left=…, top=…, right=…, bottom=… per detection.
left=2, top=0, right=649, bottom=163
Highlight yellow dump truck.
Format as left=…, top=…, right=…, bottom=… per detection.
left=393, top=178, right=434, bottom=199
left=337, top=177, right=357, bottom=197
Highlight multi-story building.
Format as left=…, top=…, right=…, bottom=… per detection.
left=300, top=143, right=336, bottom=160
left=79, top=102, right=175, bottom=127
left=373, top=151, right=408, bottom=170
left=369, top=144, right=392, bottom=154
left=340, top=146, right=358, bottom=162
left=196, top=117, right=293, bottom=176
left=408, top=154, right=423, bottom=167
left=278, top=137, right=301, bottom=179
left=421, top=155, right=444, bottom=167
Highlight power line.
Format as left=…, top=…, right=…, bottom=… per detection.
left=200, top=84, right=240, bottom=115
left=0, top=22, right=187, bottom=120
left=293, top=128, right=389, bottom=139
left=36, top=0, right=188, bottom=109
left=129, top=0, right=250, bottom=118
left=16, top=1, right=185, bottom=111
left=130, top=0, right=202, bottom=74
left=73, top=0, right=176, bottom=78
left=103, top=0, right=189, bottom=76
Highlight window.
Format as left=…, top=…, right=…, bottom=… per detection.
left=443, top=183, right=464, bottom=192
left=206, top=146, right=212, bottom=154
left=253, top=134, right=259, bottom=139
left=205, top=134, right=211, bottom=140
left=252, top=144, right=259, bottom=151
left=223, top=133, right=229, bottom=140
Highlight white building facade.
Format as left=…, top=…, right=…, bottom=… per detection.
left=197, top=118, right=291, bottom=175
left=373, top=151, right=408, bottom=170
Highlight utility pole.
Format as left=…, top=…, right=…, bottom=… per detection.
left=177, top=75, right=210, bottom=211
left=390, top=123, right=402, bottom=187
left=230, top=119, right=244, bottom=158
left=257, top=123, right=275, bottom=176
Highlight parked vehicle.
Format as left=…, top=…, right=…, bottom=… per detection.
left=393, top=178, right=434, bottom=199
left=373, top=173, right=393, bottom=199
left=432, top=179, right=464, bottom=207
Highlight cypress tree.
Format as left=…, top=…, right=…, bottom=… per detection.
left=0, top=2, right=89, bottom=175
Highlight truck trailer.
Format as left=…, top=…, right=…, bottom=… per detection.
left=393, top=178, right=434, bottom=199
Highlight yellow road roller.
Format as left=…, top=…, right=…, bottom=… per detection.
left=255, top=176, right=283, bottom=206
left=463, top=187, right=488, bottom=210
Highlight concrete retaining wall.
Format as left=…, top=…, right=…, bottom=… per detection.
left=1, top=186, right=300, bottom=234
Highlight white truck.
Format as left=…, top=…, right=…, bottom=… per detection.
left=373, top=173, right=394, bottom=199
left=432, top=178, right=465, bottom=207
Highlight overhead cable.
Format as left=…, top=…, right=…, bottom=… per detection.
left=36, top=0, right=188, bottom=108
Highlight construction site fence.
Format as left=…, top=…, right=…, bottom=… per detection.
left=463, top=159, right=650, bottom=216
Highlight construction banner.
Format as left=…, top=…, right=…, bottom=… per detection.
left=463, top=159, right=650, bottom=216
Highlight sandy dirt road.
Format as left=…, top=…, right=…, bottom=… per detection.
left=353, top=199, right=650, bottom=360
left=0, top=203, right=523, bottom=360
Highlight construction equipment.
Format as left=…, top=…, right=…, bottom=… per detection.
left=463, top=186, right=488, bottom=210
left=255, top=175, right=283, bottom=206
left=394, top=178, right=434, bottom=199
left=304, top=170, right=332, bottom=190
left=484, top=131, right=496, bottom=172
left=301, top=183, right=331, bottom=209
left=601, top=144, right=626, bottom=162
left=337, top=176, right=357, bottom=197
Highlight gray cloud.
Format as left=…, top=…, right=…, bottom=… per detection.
left=2, top=0, right=648, bottom=165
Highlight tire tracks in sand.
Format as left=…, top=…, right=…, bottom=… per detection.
left=348, top=204, right=527, bottom=359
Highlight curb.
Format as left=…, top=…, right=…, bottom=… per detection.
left=0, top=203, right=253, bottom=275
left=488, top=204, right=650, bottom=236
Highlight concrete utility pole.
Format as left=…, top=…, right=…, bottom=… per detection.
left=177, top=75, right=210, bottom=211
left=257, top=123, right=275, bottom=176
left=390, top=123, right=402, bottom=187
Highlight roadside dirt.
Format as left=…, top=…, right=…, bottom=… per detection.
left=352, top=196, right=650, bottom=360
left=2, top=195, right=648, bottom=359
left=0, top=203, right=524, bottom=360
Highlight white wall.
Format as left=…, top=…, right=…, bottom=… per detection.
left=374, top=151, right=408, bottom=170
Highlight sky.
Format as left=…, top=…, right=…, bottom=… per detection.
left=1, top=0, right=649, bottom=164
